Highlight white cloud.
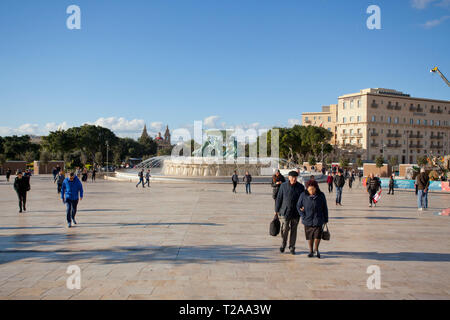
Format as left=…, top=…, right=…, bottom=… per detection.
left=0, top=121, right=69, bottom=136
left=422, top=15, right=450, bottom=28
left=89, top=117, right=145, bottom=132
left=203, top=115, right=220, bottom=128
left=45, top=122, right=69, bottom=132
left=411, top=0, right=437, bottom=9
left=150, top=122, right=163, bottom=132
left=288, top=118, right=301, bottom=127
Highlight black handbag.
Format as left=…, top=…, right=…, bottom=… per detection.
left=322, top=223, right=330, bottom=241
left=269, top=214, right=280, bottom=236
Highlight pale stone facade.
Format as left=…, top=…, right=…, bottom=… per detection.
left=302, top=88, right=450, bottom=164
left=301, top=104, right=337, bottom=145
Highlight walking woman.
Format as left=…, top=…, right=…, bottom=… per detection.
left=296, top=180, right=329, bottom=258
left=231, top=171, right=239, bottom=193
left=271, top=170, right=286, bottom=202
left=326, top=173, right=333, bottom=193
left=13, top=171, right=30, bottom=213
left=388, top=174, right=395, bottom=195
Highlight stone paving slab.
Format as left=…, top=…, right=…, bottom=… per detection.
left=0, top=175, right=449, bottom=299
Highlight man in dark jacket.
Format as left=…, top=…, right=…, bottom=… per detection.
left=388, top=174, right=395, bottom=195
left=275, top=171, right=305, bottom=255
left=6, top=168, right=11, bottom=182
left=334, top=170, right=345, bottom=205
left=416, top=168, right=430, bottom=211
left=231, top=171, right=239, bottom=193
left=136, top=169, right=145, bottom=188
left=61, top=172, right=84, bottom=228
left=13, top=171, right=30, bottom=213
left=367, top=173, right=381, bottom=207
left=297, top=180, right=328, bottom=258
left=243, top=171, right=252, bottom=194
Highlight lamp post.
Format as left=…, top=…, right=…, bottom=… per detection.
left=106, top=140, right=109, bottom=173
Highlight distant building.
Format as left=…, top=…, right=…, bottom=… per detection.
left=302, top=104, right=337, bottom=145
left=302, top=88, right=450, bottom=163
left=155, top=125, right=171, bottom=151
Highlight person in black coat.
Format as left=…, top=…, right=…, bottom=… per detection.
left=231, top=171, right=239, bottom=193
left=297, top=180, right=329, bottom=258
left=271, top=170, right=286, bottom=201
left=6, top=168, right=12, bottom=182
left=388, top=174, right=395, bottom=195
left=243, top=171, right=252, bottom=194
left=275, top=171, right=305, bottom=255
left=13, top=171, right=30, bottom=213
left=334, top=170, right=345, bottom=205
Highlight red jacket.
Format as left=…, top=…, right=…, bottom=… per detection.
left=327, top=176, right=333, bottom=184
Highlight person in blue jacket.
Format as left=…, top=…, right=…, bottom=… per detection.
left=61, top=172, right=84, bottom=228
left=297, top=180, right=329, bottom=259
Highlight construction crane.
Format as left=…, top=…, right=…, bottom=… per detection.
left=430, top=66, right=450, bottom=87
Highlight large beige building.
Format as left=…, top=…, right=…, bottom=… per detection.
left=302, top=104, right=338, bottom=145
left=302, top=88, right=450, bottom=164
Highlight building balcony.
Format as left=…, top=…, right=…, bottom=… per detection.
left=430, top=134, right=444, bottom=139
left=409, top=144, right=424, bottom=148
left=370, top=132, right=379, bottom=137
left=370, top=143, right=379, bottom=147
left=430, top=144, right=444, bottom=149
left=430, top=108, right=437, bottom=113
left=371, top=103, right=378, bottom=108
left=409, top=106, right=417, bottom=111
left=386, top=143, right=401, bottom=148
left=394, top=105, right=401, bottom=110
left=387, top=133, right=402, bottom=138
left=437, top=109, right=443, bottom=114
left=417, top=107, right=424, bottom=112
left=409, top=134, right=424, bottom=139
left=387, top=104, right=394, bottom=110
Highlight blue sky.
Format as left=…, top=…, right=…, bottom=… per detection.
left=0, top=0, right=449, bottom=138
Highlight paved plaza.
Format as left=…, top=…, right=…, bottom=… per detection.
left=0, top=175, right=449, bottom=300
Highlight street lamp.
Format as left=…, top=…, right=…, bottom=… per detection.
left=106, top=140, right=109, bottom=173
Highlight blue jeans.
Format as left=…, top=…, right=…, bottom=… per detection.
left=245, top=183, right=251, bottom=194
left=136, top=178, right=145, bottom=188
left=417, top=190, right=428, bottom=209
left=336, top=187, right=343, bottom=204
left=66, top=199, right=79, bottom=223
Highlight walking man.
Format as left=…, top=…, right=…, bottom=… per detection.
left=13, top=171, right=30, bottom=213
left=326, top=173, right=333, bottom=193
left=231, top=171, right=239, bottom=193
left=243, top=171, right=252, bottom=194
left=416, top=168, right=430, bottom=211
left=388, top=174, right=395, bottom=195
left=136, top=169, right=145, bottom=188
left=145, top=169, right=151, bottom=187
left=6, top=168, right=11, bottom=182
left=334, top=170, right=345, bottom=205
left=275, top=171, right=305, bottom=255
left=56, top=170, right=65, bottom=194
left=61, top=172, right=84, bottom=228
left=367, top=173, right=381, bottom=207
left=91, top=167, right=96, bottom=182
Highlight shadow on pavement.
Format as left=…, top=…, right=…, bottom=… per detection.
left=323, top=251, right=450, bottom=262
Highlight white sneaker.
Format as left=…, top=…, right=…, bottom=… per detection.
left=418, top=208, right=423, bottom=211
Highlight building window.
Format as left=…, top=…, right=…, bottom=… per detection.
left=424, top=119, right=427, bottom=125
left=328, top=116, right=331, bottom=122
left=350, top=116, right=354, bottom=122
left=357, top=116, right=361, bottom=122
left=343, top=102, right=347, bottom=109
left=394, top=117, right=399, bottom=124
left=327, top=128, right=331, bottom=131
left=343, top=129, right=346, bottom=134
left=350, top=101, right=354, bottom=109
left=437, top=120, right=440, bottom=126
left=372, top=116, right=376, bottom=122
left=305, top=117, right=308, bottom=121
left=357, top=128, right=361, bottom=134
left=410, top=119, right=413, bottom=125
left=388, top=117, right=392, bottom=124
left=343, top=117, right=346, bottom=123
left=357, top=100, right=361, bottom=108
left=350, top=129, right=354, bottom=134
left=417, top=119, right=420, bottom=125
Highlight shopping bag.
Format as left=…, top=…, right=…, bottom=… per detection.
left=373, top=190, right=382, bottom=203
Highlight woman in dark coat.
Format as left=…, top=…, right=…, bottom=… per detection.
left=296, top=180, right=329, bottom=258
left=13, top=171, right=30, bottom=213
left=271, top=170, right=286, bottom=201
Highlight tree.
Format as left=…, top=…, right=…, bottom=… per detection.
left=417, top=156, right=428, bottom=167
left=339, top=157, right=349, bottom=169
left=40, top=150, right=52, bottom=173
left=308, top=156, right=317, bottom=166
left=375, top=156, right=385, bottom=168
left=22, top=151, right=36, bottom=163
left=0, top=154, right=6, bottom=167
left=80, top=152, right=88, bottom=166
left=95, top=152, right=103, bottom=166
left=356, top=158, right=364, bottom=168
left=2, top=135, right=40, bottom=160
left=389, top=156, right=399, bottom=168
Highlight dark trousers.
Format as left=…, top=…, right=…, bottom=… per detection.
left=17, top=191, right=27, bottom=211
left=335, top=186, right=343, bottom=204
left=145, top=178, right=150, bottom=187
left=349, top=180, right=353, bottom=189
left=328, top=183, right=333, bottom=193
left=66, top=199, right=79, bottom=223
left=369, top=189, right=377, bottom=204
left=57, top=183, right=62, bottom=194
left=279, top=216, right=299, bottom=249
left=232, top=181, right=237, bottom=193
left=245, top=183, right=251, bottom=194
left=388, top=186, right=394, bottom=194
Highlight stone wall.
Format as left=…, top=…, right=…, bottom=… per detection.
left=33, top=161, right=65, bottom=175
left=363, top=163, right=392, bottom=177
left=0, top=161, right=27, bottom=175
